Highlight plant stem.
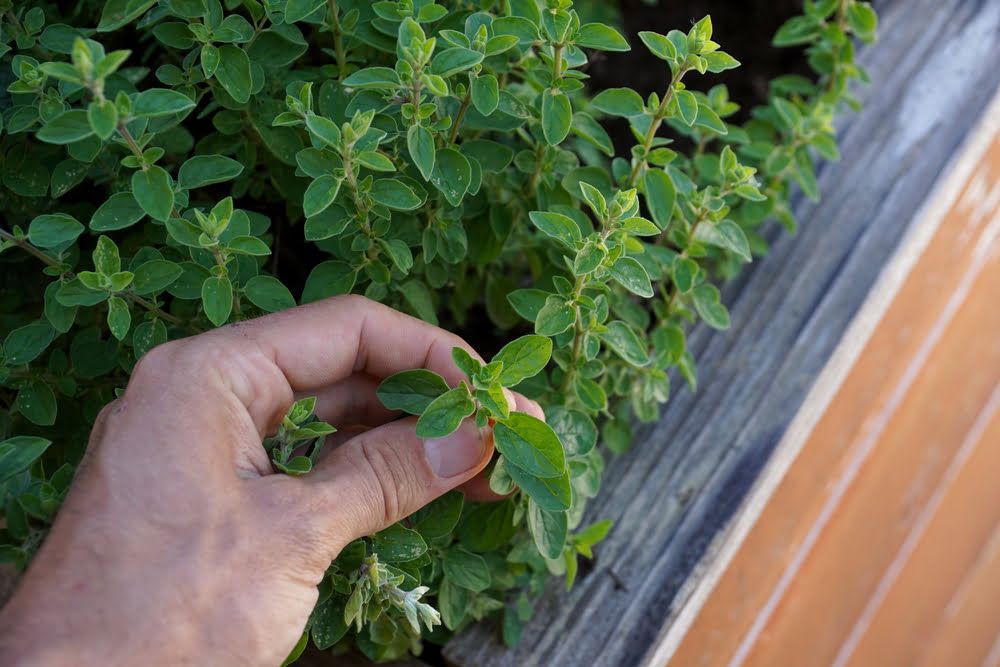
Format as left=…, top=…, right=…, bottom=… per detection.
left=0, top=228, right=189, bottom=328
left=327, top=0, right=347, bottom=79
left=449, top=89, right=472, bottom=145
left=626, top=68, right=688, bottom=188
left=552, top=43, right=564, bottom=81
left=559, top=274, right=589, bottom=395
left=116, top=122, right=147, bottom=171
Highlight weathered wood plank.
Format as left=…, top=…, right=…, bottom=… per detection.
left=660, top=98, right=1000, bottom=666
left=444, top=0, right=1000, bottom=665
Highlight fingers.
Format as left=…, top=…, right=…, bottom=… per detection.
left=202, top=294, right=478, bottom=391
left=169, top=295, right=484, bottom=435
left=298, top=417, right=492, bottom=545
left=456, top=391, right=545, bottom=502
left=305, top=374, right=396, bottom=428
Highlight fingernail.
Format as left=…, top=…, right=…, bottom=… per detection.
left=424, top=420, right=487, bottom=479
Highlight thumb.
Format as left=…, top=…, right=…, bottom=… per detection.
left=304, top=417, right=491, bottom=544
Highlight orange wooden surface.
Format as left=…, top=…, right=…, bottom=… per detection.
left=665, top=108, right=1000, bottom=666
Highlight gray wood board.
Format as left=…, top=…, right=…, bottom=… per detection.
left=445, top=0, right=1000, bottom=665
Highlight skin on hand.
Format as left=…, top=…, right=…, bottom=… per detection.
left=0, top=295, right=542, bottom=667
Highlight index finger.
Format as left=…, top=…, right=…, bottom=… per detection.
left=202, top=294, right=479, bottom=392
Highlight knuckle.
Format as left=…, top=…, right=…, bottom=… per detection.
left=130, top=339, right=181, bottom=382
left=353, top=436, right=418, bottom=529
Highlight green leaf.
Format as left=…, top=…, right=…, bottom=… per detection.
left=574, top=241, right=607, bottom=275
left=305, top=114, right=342, bottom=148
left=201, top=275, right=234, bottom=326
left=506, top=460, right=571, bottom=511
left=534, top=296, right=576, bottom=336
left=201, top=43, right=220, bottom=78
left=214, top=46, right=252, bottom=103
left=704, top=51, right=740, bottom=73
left=28, top=213, right=84, bottom=249
left=443, top=548, right=491, bottom=592
left=772, top=15, right=822, bottom=46
left=132, top=89, right=196, bottom=118
left=132, top=260, right=182, bottom=295
left=310, top=597, right=349, bottom=651
left=412, top=491, right=464, bottom=541
left=227, top=236, right=271, bottom=256
left=107, top=296, right=131, bottom=340
left=847, top=2, right=878, bottom=40
left=599, top=321, right=649, bottom=366
left=303, top=174, right=343, bottom=217
left=4, top=322, right=55, bottom=365
left=355, top=151, right=395, bottom=172
left=493, top=412, right=565, bottom=478
left=621, top=217, right=660, bottom=236
left=430, top=148, right=471, bottom=207
left=371, top=524, right=427, bottom=563
left=415, top=387, right=475, bottom=439
left=691, top=283, right=730, bottom=330
left=342, top=67, right=401, bottom=90
left=370, top=178, right=422, bottom=210
left=304, top=205, right=351, bottom=241
left=672, top=257, right=698, bottom=293
left=37, top=110, right=93, bottom=144
left=528, top=211, right=581, bottom=247
left=547, top=407, right=597, bottom=457
left=541, top=89, right=572, bottom=145
left=694, top=219, right=752, bottom=262
left=377, top=370, right=450, bottom=416
left=131, top=166, right=175, bottom=222
left=439, top=579, right=469, bottom=631
left=273, top=456, right=313, bottom=476
left=574, top=376, right=607, bottom=411
left=407, top=125, right=436, bottom=181
left=432, top=47, right=484, bottom=78
left=527, top=500, right=568, bottom=560
left=610, top=256, right=653, bottom=298
left=0, top=436, right=51, bottom=483
left=92, top=235, right=121, bottom=275
left=575, top=23, right=630, bottom=52
left=98, top=0, right=157, bottom=31
left=165, top=217, right=203, bottom=248
left=471, top=74, right=500, bottom=116
left=675, top=89, right=698, bottom=126
left=639, top=31, right=676, bottom=61
left=44, top=282, right=77, bottom=333
left=87, top=100, right=118, bottom=140
left=398, top=280, right=438, bottom=325
left=283, top=0, right=325, bottom=22
left=591, top=88, right=645, bottom=117
left=14, top=381, right=57, bottom=426
left=302, top=261, right=356, bottom=303
left=643, top=169, right=676, bottom=229
left=56, top=280, right=108, bottom=307
left=694, top=103, right=728, bottom=134
left=571, top=112, right=614, bottom=157
left=244, top=275, right=295, bottom=312
left=493, top=335, right=552, bottom=386
left=91, top=192, right=145, bottom=231
left=178, top=155, right=244, bottom=189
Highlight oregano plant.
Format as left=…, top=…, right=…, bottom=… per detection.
left=0, top=0, right=877, bottom=661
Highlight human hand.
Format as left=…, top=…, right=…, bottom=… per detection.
left=0, top=295, right=541, bottom=666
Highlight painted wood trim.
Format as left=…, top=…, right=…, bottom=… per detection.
left=656, top=87, right=1000, bottom=667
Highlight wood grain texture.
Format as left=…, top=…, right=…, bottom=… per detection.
left=663, top=115, right=1000, bottom=666
left=444, top=1, right=1000, bottom=665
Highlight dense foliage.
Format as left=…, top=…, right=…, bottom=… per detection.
left=0, top=0, right=877, bottom=661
